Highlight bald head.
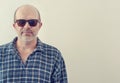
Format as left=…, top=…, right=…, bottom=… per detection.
left=14, top=4, right=41, bottom=22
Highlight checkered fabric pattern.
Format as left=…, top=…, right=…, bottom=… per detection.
left=0, top=37, right=68, bottom=83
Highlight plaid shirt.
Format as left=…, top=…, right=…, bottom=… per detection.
left=0, top=37, right=68, bottom=83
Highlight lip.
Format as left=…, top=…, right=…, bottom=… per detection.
left=22, top=30, right=32, bottom=33
left=22, top=31, right=32, bottom=35
left=23, top=31, right=31, bottom=33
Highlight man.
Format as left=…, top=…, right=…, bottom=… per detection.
left=0, top=4, right=68, bottom=83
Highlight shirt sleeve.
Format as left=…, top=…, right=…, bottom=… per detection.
left=0, top=46, right=3, bottom=82
left=51, top=51, right=68, bottom=83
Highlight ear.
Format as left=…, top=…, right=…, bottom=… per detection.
left=13, top=23, right=16, bottom=28
left=39, top=22, right=42, bottom=29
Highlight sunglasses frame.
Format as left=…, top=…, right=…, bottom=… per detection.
left=15, top=19, right=40, bottom=27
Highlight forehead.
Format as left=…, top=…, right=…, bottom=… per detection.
left=15, top=6, right=39, bottom=20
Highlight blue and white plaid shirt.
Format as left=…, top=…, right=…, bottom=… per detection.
left=0, top=37, right=68, bottom=83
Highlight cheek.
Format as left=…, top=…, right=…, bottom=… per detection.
left=15, top=27, right=22, bottom=34
left=33, top=27, right=40, bottom=33
left=34, top=29, right=39, bottom=34
left=16, top=28, right=21, bottom=32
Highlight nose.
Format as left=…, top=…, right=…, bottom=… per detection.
left=24, top=22, right=31, bottom=29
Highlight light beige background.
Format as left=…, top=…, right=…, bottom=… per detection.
left=0, top=0, right=120, bottom=83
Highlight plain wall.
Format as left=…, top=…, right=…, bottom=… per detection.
left=0, top=0, right=120, bottom=83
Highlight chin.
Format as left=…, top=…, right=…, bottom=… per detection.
left=21, top=36, right=36, bottom=42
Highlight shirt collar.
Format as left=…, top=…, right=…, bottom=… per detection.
left=35, top=37, right=45, bottom=52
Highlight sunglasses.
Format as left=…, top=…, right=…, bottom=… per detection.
left=15, top=19, right=40, bottom=27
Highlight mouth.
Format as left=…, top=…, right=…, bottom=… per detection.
left=22, top=31, right=33, bottom=36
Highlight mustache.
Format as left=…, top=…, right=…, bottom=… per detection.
left=21, top=29, right=33, bottom=34
left=21, top=29, right=32, bottom=33
left=22, top=31, right=32, bottom=33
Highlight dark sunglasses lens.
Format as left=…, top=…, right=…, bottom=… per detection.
left=16, top=20, right=26, bottom=27
left=28, top=20, right=38, bottom=26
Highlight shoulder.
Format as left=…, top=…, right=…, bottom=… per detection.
left=38, top=42, right=63, bottom=60
left=41, top=42, right=61, bottom=55
left=0, top=42, right=12, bottom=49
left=0, top=42, right=12, bottom=53
left=42, top=43, right=60, bottom=53
left=37, top=39, right=61, bottom=55
left=41, top=42, right=65, bottom=65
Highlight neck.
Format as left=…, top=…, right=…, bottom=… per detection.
left=16, top=38, right=37, bottom=50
